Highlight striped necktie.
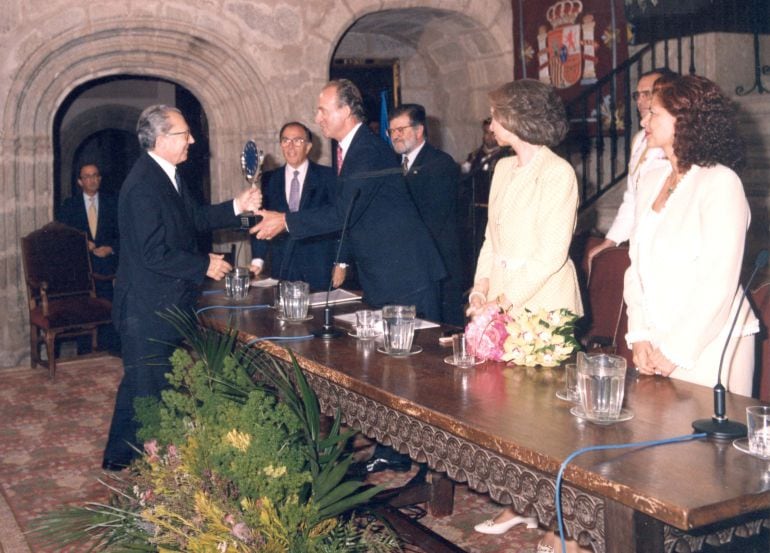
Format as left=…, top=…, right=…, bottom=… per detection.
left=402, top=155, right=410, bottom=175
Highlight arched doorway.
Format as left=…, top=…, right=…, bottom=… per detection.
left=54, top=76, right=211, bottom=217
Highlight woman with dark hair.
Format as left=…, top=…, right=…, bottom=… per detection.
left=469, top=80, right=584, bottom=551
left=466, top=79, right=583, bottom=320
left=624, top=74, right=758, bottom=394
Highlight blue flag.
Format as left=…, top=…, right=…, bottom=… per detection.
left=379, top=90, right=391, bottom=146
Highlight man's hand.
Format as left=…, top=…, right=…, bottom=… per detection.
left=249, top=260, right=263, bottom=276
left=206, top=253, right=232, bottom=280
left=87, top=240, right=96, bottom=252
left=251, top=210, right=287, bottom=240
left=92, top=245, right=114, bottom=258
left=331, top=265, right=347, bottom=288
left=236, top=187, right=262, bottom=213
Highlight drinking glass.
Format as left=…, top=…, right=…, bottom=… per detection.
left=280, top=281, right=310, bottom=321
left=577, top=352, right=627, bottom=421
left=452, top=333, right=475, bottom=368
left=564, top=362, right=579, bottom=401
left=355, top=309, right=377, bottom=340
left=747, top=406, right=770, bottom=457
left=225, top=267, right=250, bottom=300
left=382, top=305, right=416, bottom=355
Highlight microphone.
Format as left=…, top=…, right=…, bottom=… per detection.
left=692, top=249, right=769, bottom=439
left=313, top=188, right=361, bottom=339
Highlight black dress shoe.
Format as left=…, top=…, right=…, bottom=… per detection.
left=101, top=458, right=129, bottom=471
left=347, top=456, right=412, bottom=478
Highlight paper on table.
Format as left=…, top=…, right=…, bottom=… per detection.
left=309, top=288, right=362, bottom=307
left=252, top=277, right=279, bottom=287
left=334, top=310, right=440, bottom=330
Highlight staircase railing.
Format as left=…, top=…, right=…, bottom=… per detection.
left=561, top=35, right=698, bottom=212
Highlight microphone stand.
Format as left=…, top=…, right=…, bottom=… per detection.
left=314, top=188, right=360, bottom=340
left=692, top=249, right=769, bottom=439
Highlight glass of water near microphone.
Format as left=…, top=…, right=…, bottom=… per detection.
left=566, top=352, right=633, bottom=425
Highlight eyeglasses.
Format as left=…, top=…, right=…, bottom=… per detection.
left=79, top=173, right=101, bottom=180
left=386, top=125, right=414, bottom=137
left=166, top=129, right=191, bottom=140
left=280, top=137, right=307, bottom=146
left=632, top=90, right=652, bottom=101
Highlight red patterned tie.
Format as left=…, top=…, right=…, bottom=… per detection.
left=336, top=145, right=344, bottom=176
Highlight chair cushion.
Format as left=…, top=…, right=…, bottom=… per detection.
left=29, top=296, right=112, bottom=330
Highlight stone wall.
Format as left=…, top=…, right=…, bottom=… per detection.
left=0, top=0, right=514, bottom=367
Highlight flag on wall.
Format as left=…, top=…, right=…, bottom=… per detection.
left=513, top=0, right=628, bottom=103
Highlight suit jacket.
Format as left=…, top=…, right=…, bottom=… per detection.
left=624, top=163, right=757, bottom=393
left=475, top=147, right=583, bottom=316
left=251, top=162, right=338, bottom=290
left=405, top=143, right=464, bottom=323
left=113, top=152, right=240, bottom=340
left=286, top=125, right=445, bottom=308
left=58, top=191, right=119, bottom=276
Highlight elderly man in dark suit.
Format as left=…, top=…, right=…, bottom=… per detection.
left=389, top=104, right=464, bottom=326
left=58, top=163, right=119, bottom=298
left=253, top=79, right=445, bottom=321
left=250, top=121, right=337, bottom=291
left=102, top=104, right=261, bottom=470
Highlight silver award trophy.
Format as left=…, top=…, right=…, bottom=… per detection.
left=239, top=139, right=264, bottom=228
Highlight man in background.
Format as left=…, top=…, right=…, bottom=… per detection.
left=460, top=118, right=512, bottom=279
left=585, top=68, right=675, bottom=265
left=58, top=162, right=120, bottom=352
left=250, top=121, right=337, bottom=291
left=59, top=162, right=119, bottom=299
left=389, top=104, right=463, bottom=325
left=103, top=104, right=260, bottom=470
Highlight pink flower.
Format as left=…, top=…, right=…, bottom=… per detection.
left=465, top=306, right=509, bottom=361
left=144, top=440, right=160, bottom=463
left=231, top=522, right=253, bottom=542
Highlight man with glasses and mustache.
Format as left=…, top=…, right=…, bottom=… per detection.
left=586, top=68, right=676, bottom=265
left=389, top=104, right=463, bottom=325
left=249, top=121, right=338, bottom=290
left=102, top=104, right=262, bottom=471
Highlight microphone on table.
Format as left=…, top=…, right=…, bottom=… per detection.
left=692, top=248, right=769, bottom=439
left=313, top=188, right=360, bottom=340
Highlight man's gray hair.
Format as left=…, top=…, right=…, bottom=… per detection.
left=136, top=105, right=182, bottom=150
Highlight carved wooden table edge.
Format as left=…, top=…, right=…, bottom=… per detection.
left=231, top=331, right=770, bottom=553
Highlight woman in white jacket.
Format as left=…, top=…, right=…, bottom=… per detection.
left=624, top=74, right=758, bottom=396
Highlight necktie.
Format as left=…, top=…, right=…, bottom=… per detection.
left=336, top=145, right=344, bottom=176
left=402, top=155, right=410, bottom=175
left=174, top=170, right=182, bottom=195
left=288, top=170, right=300, bottom=212
left=87, top=197, right=98, bottom=238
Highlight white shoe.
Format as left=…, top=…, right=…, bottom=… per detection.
left=473, top=515, right=538, bottom=534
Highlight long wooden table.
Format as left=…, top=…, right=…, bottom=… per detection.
left=200, top=286, right=770, bottom=552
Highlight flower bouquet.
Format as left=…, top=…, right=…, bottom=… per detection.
left=465, top=305, right=579, bottom=367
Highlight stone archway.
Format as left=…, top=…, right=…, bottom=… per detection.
left=332, top=4, right=514, bottom=159
left=0, top=21, right=277, bottom=366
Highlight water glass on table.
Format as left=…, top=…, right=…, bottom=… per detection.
left=280, top=280, right=310, bottom=321
left=577, top=352, right=627, bottom=422
left=382, top=304, right=416, bottom=355
left=451, top=333, right=475, bottom=368
left=355, top=309, right=378, bottom=340
left=747, top=406, right=770, bottom=458
left=225, top=267, right=250, bottom=300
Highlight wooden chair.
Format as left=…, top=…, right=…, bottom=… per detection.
left=582, top=245, right=633, bottom=365
left=21, top=222, right=113, bottom=378
left=750, top=280, right=770, bottom=402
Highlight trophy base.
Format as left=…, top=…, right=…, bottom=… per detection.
left=239, top=212, right=262, bottom=230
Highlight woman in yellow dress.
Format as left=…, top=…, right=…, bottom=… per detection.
left=469, top=79, right=585, bottom=553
